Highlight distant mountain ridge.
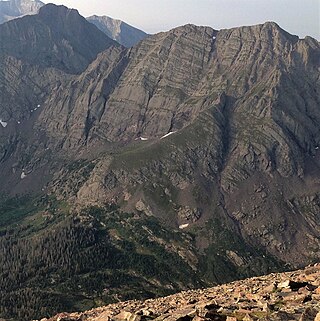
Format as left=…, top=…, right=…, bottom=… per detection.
left=0, top=0, right=148, bottom=47
left=87, top=15, right=148, bottom=47
left=0, top=0, right=43, bottom=23
left=0, top=3, right=118, bottom=73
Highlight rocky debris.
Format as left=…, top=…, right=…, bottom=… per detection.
left=277, top=280, right=309, bottom=291
left=38, top=264, right=320, bottom=321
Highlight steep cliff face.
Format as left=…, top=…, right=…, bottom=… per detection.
left=37, top=22, right=320, bottom=158
left=0, top=4, right=118, bottom=73
left=0, top=4, right=118, bottom=194
left=2, top=18, right=319, bottom=267
left=87, top=15, right=148, bottom=47
left=35, top=22, right=320, bottom=268
left=0, top=3, right=117, bottom=126
left=0, top=0, right=149, bottom=48
left=37, top=24, right=218, bottom=148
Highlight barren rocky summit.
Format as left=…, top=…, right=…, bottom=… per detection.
left=40, top=264, right=320, bottom=321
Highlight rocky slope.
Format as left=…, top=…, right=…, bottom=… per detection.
left=0, top=3, right=118, bottom=194
left=0, top=4, right=319, bottom=320
left=38, top=264, right=320, bottom=321
left=0, top=3, right=117, bottom=127
left=0, top=4, right=118, bottom=73
left=87, top=15, right=148, bottom=47
left=0, top=0, right=43, bottom=23
left=33, top=22, right=320, bottom=266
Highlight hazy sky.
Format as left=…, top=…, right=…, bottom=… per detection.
left=44, top=0, right=319, bottom=39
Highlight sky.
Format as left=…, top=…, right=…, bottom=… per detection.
left=44, top=0, right=320, bottom=39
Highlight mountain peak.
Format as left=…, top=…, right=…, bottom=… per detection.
left=261, top=21, right=299, bottom=39
left=87, top=14, right=148, bottom=47
left=38, top=2, right=77, bottom=17
left=223, top=21, right=299, bottom=42
left=0, top=2, right=118, bottom=73
left=37, top=3, right=85, bottom=29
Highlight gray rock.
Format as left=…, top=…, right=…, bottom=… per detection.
left=87, top=15, right=148, bottom=47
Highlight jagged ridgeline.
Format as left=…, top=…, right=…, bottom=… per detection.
left=0, top=2, right=319, bottom=321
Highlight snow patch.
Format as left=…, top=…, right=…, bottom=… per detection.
left=135, top=136, right=148, bottom=141
left=179, top=223, right=189, bottom=229
left=0, top=119, right=8, bottom=128
left=160, top=131, right=177, bottom=139
left=31, top=105, right=41, bottom=113
left=21, top=171, right=27, bottom=179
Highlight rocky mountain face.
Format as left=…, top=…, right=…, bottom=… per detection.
left=0, top=3, right=118, bottom=195
left=38, top=264, right=320, bottom=321
left=34, top=22, right=320, bottom=266
left=0, top=4, right=118, bottom=73
left=87, top=15, right=148, bottom=47
left=0, top=0, right=148, bottom=47
left=0, top=0, right=43, bottom=23
left=0, top=3, right=319, bottom=320
left=0, top=2, right=117, bottom=124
